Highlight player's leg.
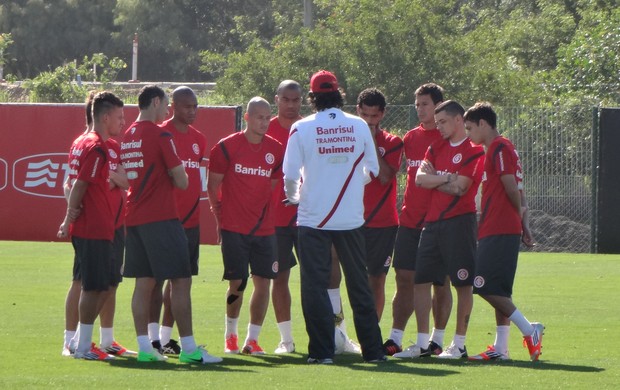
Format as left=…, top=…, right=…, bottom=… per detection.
left=429, top=276, right=452, bottom=354
left=272, top=226, right=296, bottom=353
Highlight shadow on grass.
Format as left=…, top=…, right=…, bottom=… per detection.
left=403, top=357, right=605, bottom=373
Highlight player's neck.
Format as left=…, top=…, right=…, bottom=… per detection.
left=92, top=126, right=109, bottom=141
left=277, top=115, right=297, bottom=130
left=484, top=132, right=501, bottom=148
left=421, top=120, right=437, bottom=130
left=243, top=129, right=264, bottom=145
left=171, top=117, right=189, bottom=133
left=135, top=109, right=158, bottom=124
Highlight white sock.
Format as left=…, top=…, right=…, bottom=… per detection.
left=225, top=316, right=239, bottom=337
left=327, top=288, right=341, bottom=315
left=509, top=309, right=534, bottom=336
left=137, top=335, right=153, bottom=353
left=430, top=328, right=446, bottom=347
left=180, top=335, right=197, bottom=354
left=453, top=334, right=466, bottom=350
left=70, top=323, right=81, bottom=350
left=494, top=325, right=510, bottom=355
left=64, top=330, right=76, bottom=347
left=277, top=320, right=293, bottom=343
left=159, top=326, right=173, bottom=345
left=389, top=328, right=404, bottom=346
left=100, top=327, right=114, bottom=348
left=416, top=332, right=430, bottom=348
left=76, top=323, right=94, bottom=354
left=148, top=322, right=160, bottom=342
left=338, top=319, right=350, bottom=337
left=245, top=323, right=262, bottom=344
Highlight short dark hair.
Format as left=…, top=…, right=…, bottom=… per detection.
left=85, top=90, right=97, bottom=126
left=171, top=86, right=196, bottom=103
left=92, top=91, right=124, bottom=121
left=415, top=83, right=444, bottom=105
left=276, top=80, right=303, bottom=96
left=357, top=88, right=386, bottom=111
left=464, top=102, right=497, bottom=129
left=308, top=90, right=344, bottom=111
left=138, top=85, right=166, bottom=110
left=435, top=100, right=465, bottom=117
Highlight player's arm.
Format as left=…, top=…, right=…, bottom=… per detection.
left=169, top=164, right=188, bottom=190
left=207, top=170, right=224, bottom=243
left=520, top=191, right=536, bottom=247
left=375, top=154, right=398, bottom=185
left=500, top=174, right=521, bottom=212
left=57, top=179, right=88, bottom=238
left=436, top=173, right=472, bottom=196
left=109, top=164, right=129, bottom=190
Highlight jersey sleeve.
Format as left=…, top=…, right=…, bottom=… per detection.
left=495, top=142, right=518, bottom=176
left=383, top=135, right=403, bottom=171
left=158, top=131, right=183, bottom=169
left=270, top=140, right=284, bottom=180
left=77, top=145, right=107, bottom=183
left=208, top=140, right=230, bottom=174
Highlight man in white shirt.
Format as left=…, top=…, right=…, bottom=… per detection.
left=283, top=70, right=385, bottom=364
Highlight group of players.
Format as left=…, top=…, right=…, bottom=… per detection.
left=58, top=69, right=544, bottom=365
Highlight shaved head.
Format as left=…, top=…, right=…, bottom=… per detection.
left=171, top=86, right=197, bottom=103
left=246, top=96, right=271, bottom=115
left=276, top=80, right=302, bottom=96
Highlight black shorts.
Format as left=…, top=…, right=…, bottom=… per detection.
left=415, top=213, right=477, bottom=287
left=392, top=226, right=422, bottom=271
left=473, top=235, right=520, bottom=297
left=275, top=226, right=299, bottom=272
left=185, top=226, right=200, bottom=275
left=364, top=226, right=397, bottom=275
left=220, top=230, right=277, bottom=280
left=111, top=226, right=125, bottom=285
left=71, top=236, right=114, bottom=292
left=124, top=219, right=191, bottom=281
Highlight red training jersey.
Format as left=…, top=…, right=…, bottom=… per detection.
left=161, top=120, right=207, bottom=229
left=106, top=138, right=125, bottom=229
left=121, top=121, right=184, bottom=226
left=208, top=132, right=283, bottom=236
left=399, top=125, right=442, bottom=228
left=424, top=137, right=484, bottom=223
left=478, top=136, right=523, bottom=239
left=68, top=132, right=115, bottom=240
left=363, top=129, right=403, bottom=227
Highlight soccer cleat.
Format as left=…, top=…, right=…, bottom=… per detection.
left=274, top=341, right=296, bottom=354
left=242, top=339, right=265, bottom=355
left=427, top=340, right=443, bottom=356
left=180, top=346, right=223, bottom=364
left=137, top=349, right=168, bottom=362
left=61, top=344, right=75, bottom=357
left=366, top=355, right=388, bottom=363
left=103, top=341, right=137, bottom=357
left=523, top=322, right=545, bottom=361
left=225, top=334, right=239, bottom=354
left=341, top=338, right=361, bottom=354
left=151, top=340, right=162, bottom=353
left=161, top=339, right=181, bottom=355
left=307, top=357, right=334, bottom=364
left=393, top=344, right=427, bottom=358
left=74, top=343, right=115, bottom=361
left=382, top=339, right=402, bottom=356
left=468, top=345, right=510, bottom=361
left=437, top=342, right=468, bottom=359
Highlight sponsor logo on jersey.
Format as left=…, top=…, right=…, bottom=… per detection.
left=12, top=153, right=70, bottom=198
left=108, top=149, right=117, bottom=159
left=378, top=146, right=385, bottom=157
left=234, top=164, right=272, bottom=177
left=329, top=113, right=336, bottom=119
left=182, top=160, right=201, bottom=169
left=265, top=153, right=275, bottom=165
left=272, top=261, right=279, bottom=273
left=452, top=153, right=463, bottom=164
left=473, top=276, right=485, bottom=288
left=407, top=158, right=422, bottom=168
left=0, top=158, right=7, bottom=191
left=318, top=145, right=355, bottom=155
left=193, top=143, right=200, bottom=155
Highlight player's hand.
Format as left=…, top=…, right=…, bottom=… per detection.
left=57, top=221, right=69, bottom=239
left=420, top=160, right=436, bottom=175
left=521, top=227, right=536, bottom=248
left=282, top=198, right=299, bottom=206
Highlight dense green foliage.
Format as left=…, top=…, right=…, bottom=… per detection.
left=0, top=1, right=618, bottom=105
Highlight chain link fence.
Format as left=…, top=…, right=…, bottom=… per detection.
left=340, top=104, right=595, bottom=253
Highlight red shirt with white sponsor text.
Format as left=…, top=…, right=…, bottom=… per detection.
left=424, top=137, right=484, bottom=223
left=161, top=120, right=207, bottom=229
left=106, top=138, right=125, bottom=229
left=478, top=136, right=523, bottom=239
left=399, top=125, right=442, bottom=228
left=363, top=129, right=403, bottom=227
left=208, top=132, right=283, bottom=236
left=69, top=131, right=115, bottom=240
left=121, top=121, right=184, bottom=226
left=267, top=116, right=300, bottom=228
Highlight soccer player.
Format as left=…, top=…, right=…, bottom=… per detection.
left=207, top=97, right=284, bottom=356
left=149, top=86, right=207, bottom=355
left=463, top=102, right=543, bottom=361
left=395, top=100, right=484, bottom=359
left=283, top=70, right=386, bottom=364
left=57, top=91, right=126, bottom=360
left=121, top=85, right=221, bottom=364
left=384, top=83, right=453, bottom=356
left=267, top=80, right=303, bottom=354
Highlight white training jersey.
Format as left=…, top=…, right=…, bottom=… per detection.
left=283, top=107, right=379, bottom=230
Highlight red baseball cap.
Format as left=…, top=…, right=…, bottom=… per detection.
left=310, top=70, right=339, bottom=93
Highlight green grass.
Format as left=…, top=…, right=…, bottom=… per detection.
left=0, top=241, right=618, bottom=389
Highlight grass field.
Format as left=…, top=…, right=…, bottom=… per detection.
left=0, top=241, right=618, bottom=389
